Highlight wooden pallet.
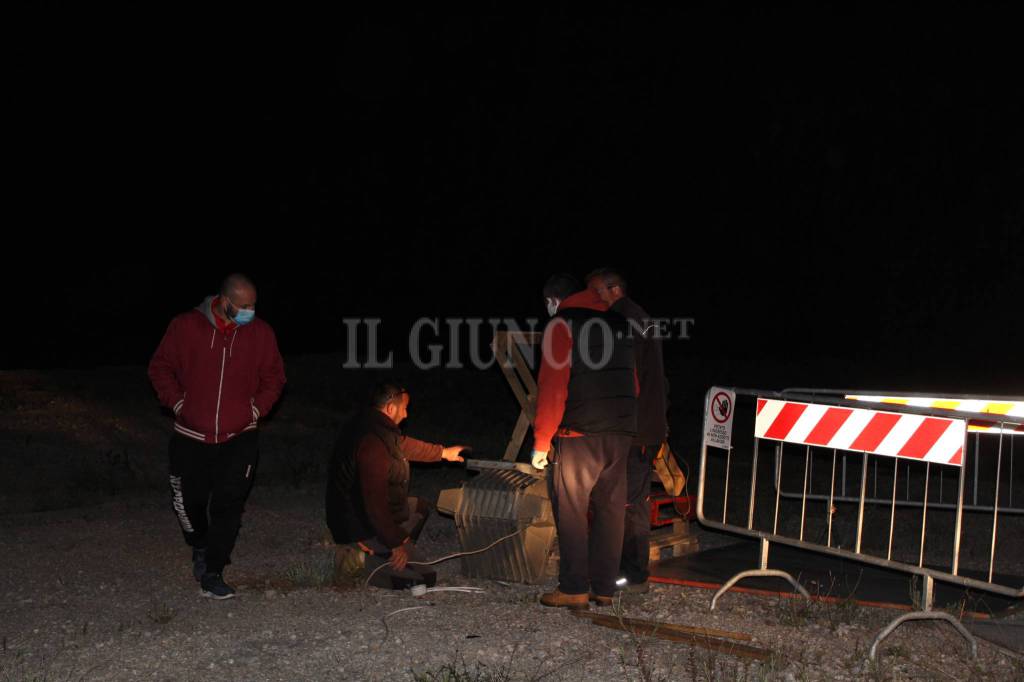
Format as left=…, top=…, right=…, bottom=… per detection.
left=649, top=518, right=699, bottom=563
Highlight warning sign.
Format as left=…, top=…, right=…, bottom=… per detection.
left=704, top=387, right=735, bottom=449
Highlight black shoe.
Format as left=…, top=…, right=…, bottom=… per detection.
left=616, top=576, right=651, bottom=594
left=192, top=548, right=207, bottom=582
left=623, top=580, right=650, bottom=594
left=200, top=572, right=236, bottom=600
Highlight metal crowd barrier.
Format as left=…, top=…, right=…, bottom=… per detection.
left=774, top=389, right=1024, bottom=516
left=696, top=387, right=1024, bottom=661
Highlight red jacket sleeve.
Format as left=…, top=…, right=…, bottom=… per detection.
left=252, top=326, right=286, bottom=419
left=148, top=317, right=186, bottom=413
left=532, top=318, right=573, bottom=453
left=400, top=435, right=443, bottom=462
left=356, top=435, right=408, bottom=548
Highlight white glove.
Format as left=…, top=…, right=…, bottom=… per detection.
left=531, top=449, right=549, bottom=470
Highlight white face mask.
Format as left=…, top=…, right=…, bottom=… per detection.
left=545, top=297, right=560, bottom=317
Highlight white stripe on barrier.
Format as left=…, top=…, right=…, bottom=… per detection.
left=957, top=400, right=987, bottom=413
left=788, top=404, right=830, bottom=444
left=753, top=400, right=785, bottom=439
left=929, top=421, right=969, bottom=465
left=830, top=409, right=875, bottom=451
left=876, top=414, right=925, bottom=458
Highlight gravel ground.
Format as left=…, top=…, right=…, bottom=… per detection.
left=3, top=480, right=1023, bottom=682
left=3, top=362, right=1022, bottom=680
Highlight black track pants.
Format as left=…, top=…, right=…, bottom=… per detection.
left=168, top=431, right=259, bottom=574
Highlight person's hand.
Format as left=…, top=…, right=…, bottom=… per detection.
left=531, top=449, right=549, bottom=470
left=389, top=542, right=412, bottom=571
left=442, top=445, right=469, bottom=462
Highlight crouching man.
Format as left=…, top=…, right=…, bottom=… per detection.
left=325, top=382, right=468, bottom=589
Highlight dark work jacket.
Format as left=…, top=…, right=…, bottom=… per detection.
left=556, top=307, right=637, bottom=437
left=325, top=409, right=442, bottom=548
left=611, top=297, right=669, bottom=446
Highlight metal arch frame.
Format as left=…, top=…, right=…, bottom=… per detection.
left=710, top=536, right=810, bottom=610
left=868, top=575, right=977, bottom=661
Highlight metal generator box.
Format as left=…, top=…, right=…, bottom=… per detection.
left=437, top=459, right=556, bottom=583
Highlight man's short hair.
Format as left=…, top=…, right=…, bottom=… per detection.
left=585, top=267, right=627, bottom=294
left=221, top=273, right=256, bottom=296
left=542, top=273, right=582, bottom=301
left=370, top=382, right=407, bottom=409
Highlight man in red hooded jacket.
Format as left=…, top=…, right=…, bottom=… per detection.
left=148, top=273, right=286, bottom=599
left=532, top=274, right=637, bottom=609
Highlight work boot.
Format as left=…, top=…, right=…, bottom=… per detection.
left=333, top=544, right=365, bottom=585
left=540, top=589, right=589, bottom=610
left=589, top=593, right=614, bottom=607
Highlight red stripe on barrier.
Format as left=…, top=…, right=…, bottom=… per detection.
left=756, top=398, right=766, bottom=415
left=805, top=407, right=853, bottom=445
left=849, top=412, right=902, bottom=452
left=897, top=418, right=953, bottom=460
left=763, top=403, right=808, bottom=440
left=950, top=447, right=963, bottom=465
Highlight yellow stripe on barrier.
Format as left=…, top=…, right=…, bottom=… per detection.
left=845, top=395, right=1024, bottom=435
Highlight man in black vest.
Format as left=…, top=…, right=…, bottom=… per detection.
left=588, top=268, right=669, bottom=594
left=325, top=382, right=468, bottom=589
left=532, top=274, right=637, bottom=609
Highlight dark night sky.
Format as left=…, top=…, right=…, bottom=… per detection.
left=5, top=5, right=1022, bottom=393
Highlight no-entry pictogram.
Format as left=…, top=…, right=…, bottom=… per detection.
left=711, top=391, right=732, bottom=424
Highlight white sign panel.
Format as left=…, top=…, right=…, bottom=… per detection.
left=704, top=387, right=735, bottom=449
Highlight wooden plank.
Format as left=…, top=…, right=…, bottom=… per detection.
left=650, top=531, right=696, bottom=548
left=571, top=611, right=774, bottom=662
left=503, top=409, right=531, bottom=462
left=649, top=519, right=698, bottom=562
left=649, top=519, right=692, bottom=547
left=649, top=537, right=699, bottom=563
left=505, top=330, right=542, bottom=345
left=498, top=360, right=529, bottom=410
left=572, top=611, right=753, bottom=642
left=509, top=341, right=539, bottom=397
left=494, top=330, right=542, bottom=461
left=650, top=535, right=698, bottom=552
